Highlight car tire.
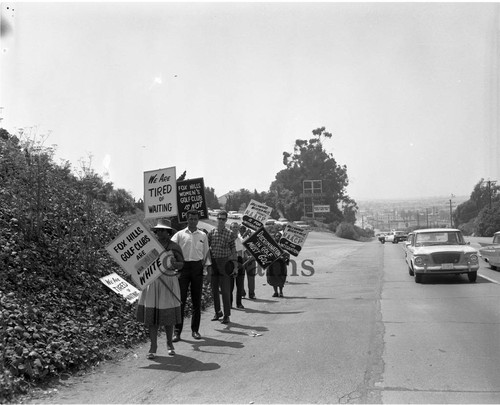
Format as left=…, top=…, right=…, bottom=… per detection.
left=491, top=265, right=498, bottom=270
left=408, top=265, right=414, bottom=276
left=468, top=271, right=477, bottom=283
left=415, top=273, right=423, bottom=283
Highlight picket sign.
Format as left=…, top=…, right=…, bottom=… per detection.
left=143, top=166, right=178, bottom=219
left=279, top=223, right=309, bottom=257
left=242, top=199, right=273, bottom=231
left=99, top=273, right=140, bottom=304
left=106, top=221, right=170, bottom=290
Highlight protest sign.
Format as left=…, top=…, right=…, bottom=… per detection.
left=242, top=226, right=285, bottom=269
left=242, top=199, right=273, bottom=230
left=279, top=223, right=309, bottom=256
left=106, top=221, right=170, bottom=290
left=100, top=272, right=140, bottom=303
left=144, top=167, right=178, bottom=219
left=176, top=177, right=208, bottom=222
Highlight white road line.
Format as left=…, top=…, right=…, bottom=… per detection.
left=479, top=274, right=500, bottom=284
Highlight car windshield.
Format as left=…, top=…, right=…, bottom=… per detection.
left=415, top=232, right=464, bottom=246
left=493, top=234, right=500, bottom=244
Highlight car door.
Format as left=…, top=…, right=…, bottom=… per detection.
left=405, top=233, right=415, bottom=267
left=403, top=233, right=413, bottom=258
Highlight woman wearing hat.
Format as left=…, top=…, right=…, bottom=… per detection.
left=136, top=218, right=184, bottom=357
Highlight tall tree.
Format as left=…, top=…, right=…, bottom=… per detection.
left=204, top=186, right=219, bottom=209
left=270, top=127, right=355, bottom=223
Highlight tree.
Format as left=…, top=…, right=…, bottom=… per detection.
left=454, top=179, right=500, bottom=228
left=270, top=127, right=355, bottom=223
left=224, top=188, right=253, bottom=212
left=204, top=186, right=219, bottom=209
left=474, top=201, right=500, bottom=237
left=108, top=188, right=136, bottom=216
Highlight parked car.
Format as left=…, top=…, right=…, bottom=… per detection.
left=478, top=231, right=500, bottom=270
left=404, top=228, right=479, bottom=283
left=265, top=219, right=277, bottom=226
left=293, top=221, right=310, bottom=230
left=377, top=233, right=387, bottom=243
left=275, top=217, right=289, bottom=226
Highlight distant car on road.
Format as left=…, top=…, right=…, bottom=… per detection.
left=385, top=231, right=407, bottom=244
left=377, top=233, right=387, bottom=243
left=478, top=231, right=500, bottom=270
left=405, top=228, right=479, bottom=283
left=392, top=231, right=408, bottom=243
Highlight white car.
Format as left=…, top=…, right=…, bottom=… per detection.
left=405, top=228, right=479, bottom=283
left=293, top=221, right=310, bottom=230
left=275, top=217, right=289, bottom=226
left=478, top=231, right=500, bottom=270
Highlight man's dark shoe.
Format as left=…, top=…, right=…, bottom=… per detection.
left=237, top=304, right=244, bottom=309
left=249, top=294, right=256, bottom=299
left=192, top=331, right=201, bottom=340
left=172, top=333, right=180, bottom=342
left=221, top=316, right=230, bottom=324
left=211, top=311, right=223, bottom=321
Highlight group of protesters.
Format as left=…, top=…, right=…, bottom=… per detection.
left=135, top=209, right=288, bottom=358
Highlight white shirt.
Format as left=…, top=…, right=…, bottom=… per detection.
left=235, top=234, right=244, bottom=256
left=171, top=228, right=211, bottom=266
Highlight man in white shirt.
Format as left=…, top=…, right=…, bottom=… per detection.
left=171, top=210, right=211, bottom=341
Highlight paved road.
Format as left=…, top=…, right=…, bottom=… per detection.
left=379, top=241, right=500, bottom=403
left=24, top=232, right=500, bottom=404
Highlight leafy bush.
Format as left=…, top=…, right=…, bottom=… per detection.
left=474, top=202, right=500, bottom=237
left=0, top=130, right=212, bottom=402
left=335, top=222, right=359, bottom=240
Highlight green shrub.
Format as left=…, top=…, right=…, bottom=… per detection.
left=335, top=222, right=359, bottom=240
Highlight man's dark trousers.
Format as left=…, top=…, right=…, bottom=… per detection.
left=175, top=260, right=204, bottom=335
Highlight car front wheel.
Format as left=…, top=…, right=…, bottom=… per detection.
left=415, top=273, right=423, bottom=283
left=468, top=271, right=477, bottom=283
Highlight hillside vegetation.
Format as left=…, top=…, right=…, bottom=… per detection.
left=0, top=130, right=212, bottom=402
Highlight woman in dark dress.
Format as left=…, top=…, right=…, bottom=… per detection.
left=266, top=232, right=290, bottom=297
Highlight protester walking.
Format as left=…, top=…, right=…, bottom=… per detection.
left=266, top=231, right=289, bottom=298
left=230, top=221, right=245, bottom=309
left=171, top=210, right=211, bottom=341
left=238, top=225, right=257, bottom=300
left=208, top=211, right=237, bottom=324
left=136, top=219, right=184, bottom=357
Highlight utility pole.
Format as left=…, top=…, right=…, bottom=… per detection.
left=486, top=180, right=498, bottom=209
left=449, top=200, right=453, bottom=228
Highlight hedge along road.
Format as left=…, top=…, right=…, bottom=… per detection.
left=26, top=229, right=385, bottom=404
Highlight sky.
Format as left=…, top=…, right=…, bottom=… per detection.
left=1, top=1, right=499, bottom=202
